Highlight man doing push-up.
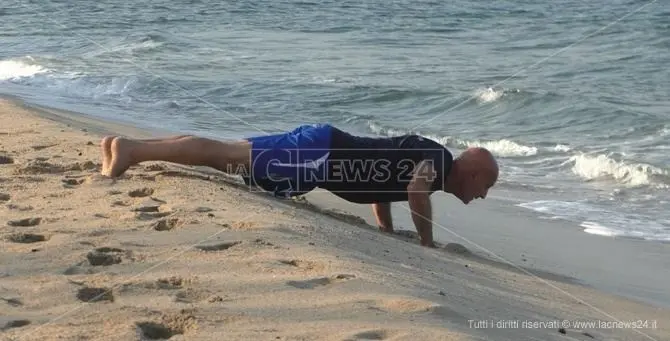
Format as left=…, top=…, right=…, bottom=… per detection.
left=99, top=123, right=498, bottom=247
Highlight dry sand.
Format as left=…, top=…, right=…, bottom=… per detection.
left=1, top=98, right=668, bottom=341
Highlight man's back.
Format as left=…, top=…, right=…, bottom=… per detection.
left=321, top=127, right=453, bottom=203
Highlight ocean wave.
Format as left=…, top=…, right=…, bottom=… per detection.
left=552, top=144, right=571, bottom=152
left=566, top=153, right=670, bottom=188
left=580, top=222, right=670, bottom=241
left=473, top=87, right=521, bottom=103
left=474, top=87, right=503, bottom=103
left=82, top=34, right=165, bottom=58
left=517, top=200, right=670, bottom=242
left=364, top=121, right=670, bottom=189
left=0, top=57, right=50, bottom=81
left=366, top=121, right=540, bottom=157
left=29, top=73, right=138, bottom=100
left=1, top=56, right=140, bottom=101
left=461, top=139, right=538, bottom=157
left=317, top=87, right=439, bottom=107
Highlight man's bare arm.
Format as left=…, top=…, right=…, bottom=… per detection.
left=407, top=160, right=436, bottom=247
left=372, top=202, right=393, bottom=232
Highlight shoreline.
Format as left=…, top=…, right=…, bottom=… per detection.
left=6, top=94, right=670, bottom=309
left=1, top=95, right=669, bottom=340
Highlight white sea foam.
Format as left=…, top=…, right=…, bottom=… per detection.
left=517, top=200, right=670, bottom=241
left=367, top=121, right=409, bottom=138
left=553, top=144, right=571, bottom=152
left=1, top=56, right=138, bottom=102
left=475, top=87, right=503, bottom=103
left=367, top=121, right=538, bottom=157
left=568, top=153, right=668, bottom=188
left=461, top=139, right=538, bottom=157
left=517, top=200, right=599, bottom=216
left=579, top=221, right=621, bottom=237
left=0, top=57, right=50, bottom=81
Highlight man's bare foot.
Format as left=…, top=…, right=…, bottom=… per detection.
left=100, top=136, right=115, bottom=176
left=108, top=137, right=136, bottom=178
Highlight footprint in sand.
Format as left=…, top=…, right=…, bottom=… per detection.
left=14, top=160, right=98, bottom=174
left=344, top=329, right=391, bottom=341
left=278, top=259, right=323, bottom=271
left=6, top=204, right=33, bottom=211
left=31, top=143, right=58, bottom=151
left=23, top=176, right=46, bottom=183
left=174, top=288, right=214, bottom=303
left=2, top=319, right=31, bottom=331
left=76, top=286, right=114, bottom=303
left=133, top=203, right=173, bottom=220
left=128, top=187, right=154, bottom=198
left=111, top=200, right=129, bottom=207
left=136, top=322, right=181, bottom=340
left=86, top=247, right=128, bottom=266
left=444, top=243, right=470, bottom=255
left=194, top=241, right=241, bottom=251
left=62, top=177, right=85, bottom=187
left=63, top=263, right=97, bottom=276
left=7, top=217, right=41, bottom=227
left=156, top=276, right=189, bottom=290
left=134, top=205, right=159, bottom=213
left=136, top=311, right=196, bottom=340
left=133, top=198, right=167, bottom=213
left=371, top=298, right=438, bottom=314
left=119, top=276, right=192, bottom=295
left=0, top=155, right=14, bottom=164
left=152, top=218, right=182, bottom=231
left=137, top=211, right=173, bottom=221
left=1, top=297, right=23, bottom=307
left=73, top=161, right=99, bottom=171
left=286, top=274, right=356, bottom=289
left=6, top=233, right=48, bottom=243
left=254, top=238, right=275, bottom=247
left=370, top=297, right=464, bottom=320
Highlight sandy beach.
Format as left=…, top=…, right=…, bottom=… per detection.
left=1, top=97, right=668, bottom=341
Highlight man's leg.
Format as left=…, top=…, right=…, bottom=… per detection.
left=100, top=135, right=192, bottom=175
left=101, top=135, right=252, bottom=178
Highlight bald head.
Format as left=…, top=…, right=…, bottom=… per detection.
left=459, top=147, right=498, bottom=183
left=445, top=147, right=499, bottom=204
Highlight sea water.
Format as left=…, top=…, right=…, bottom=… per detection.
left=1, top=0, right=668, bottom=241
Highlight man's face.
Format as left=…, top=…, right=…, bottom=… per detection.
left=459, top=171, right=495, bottom=205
